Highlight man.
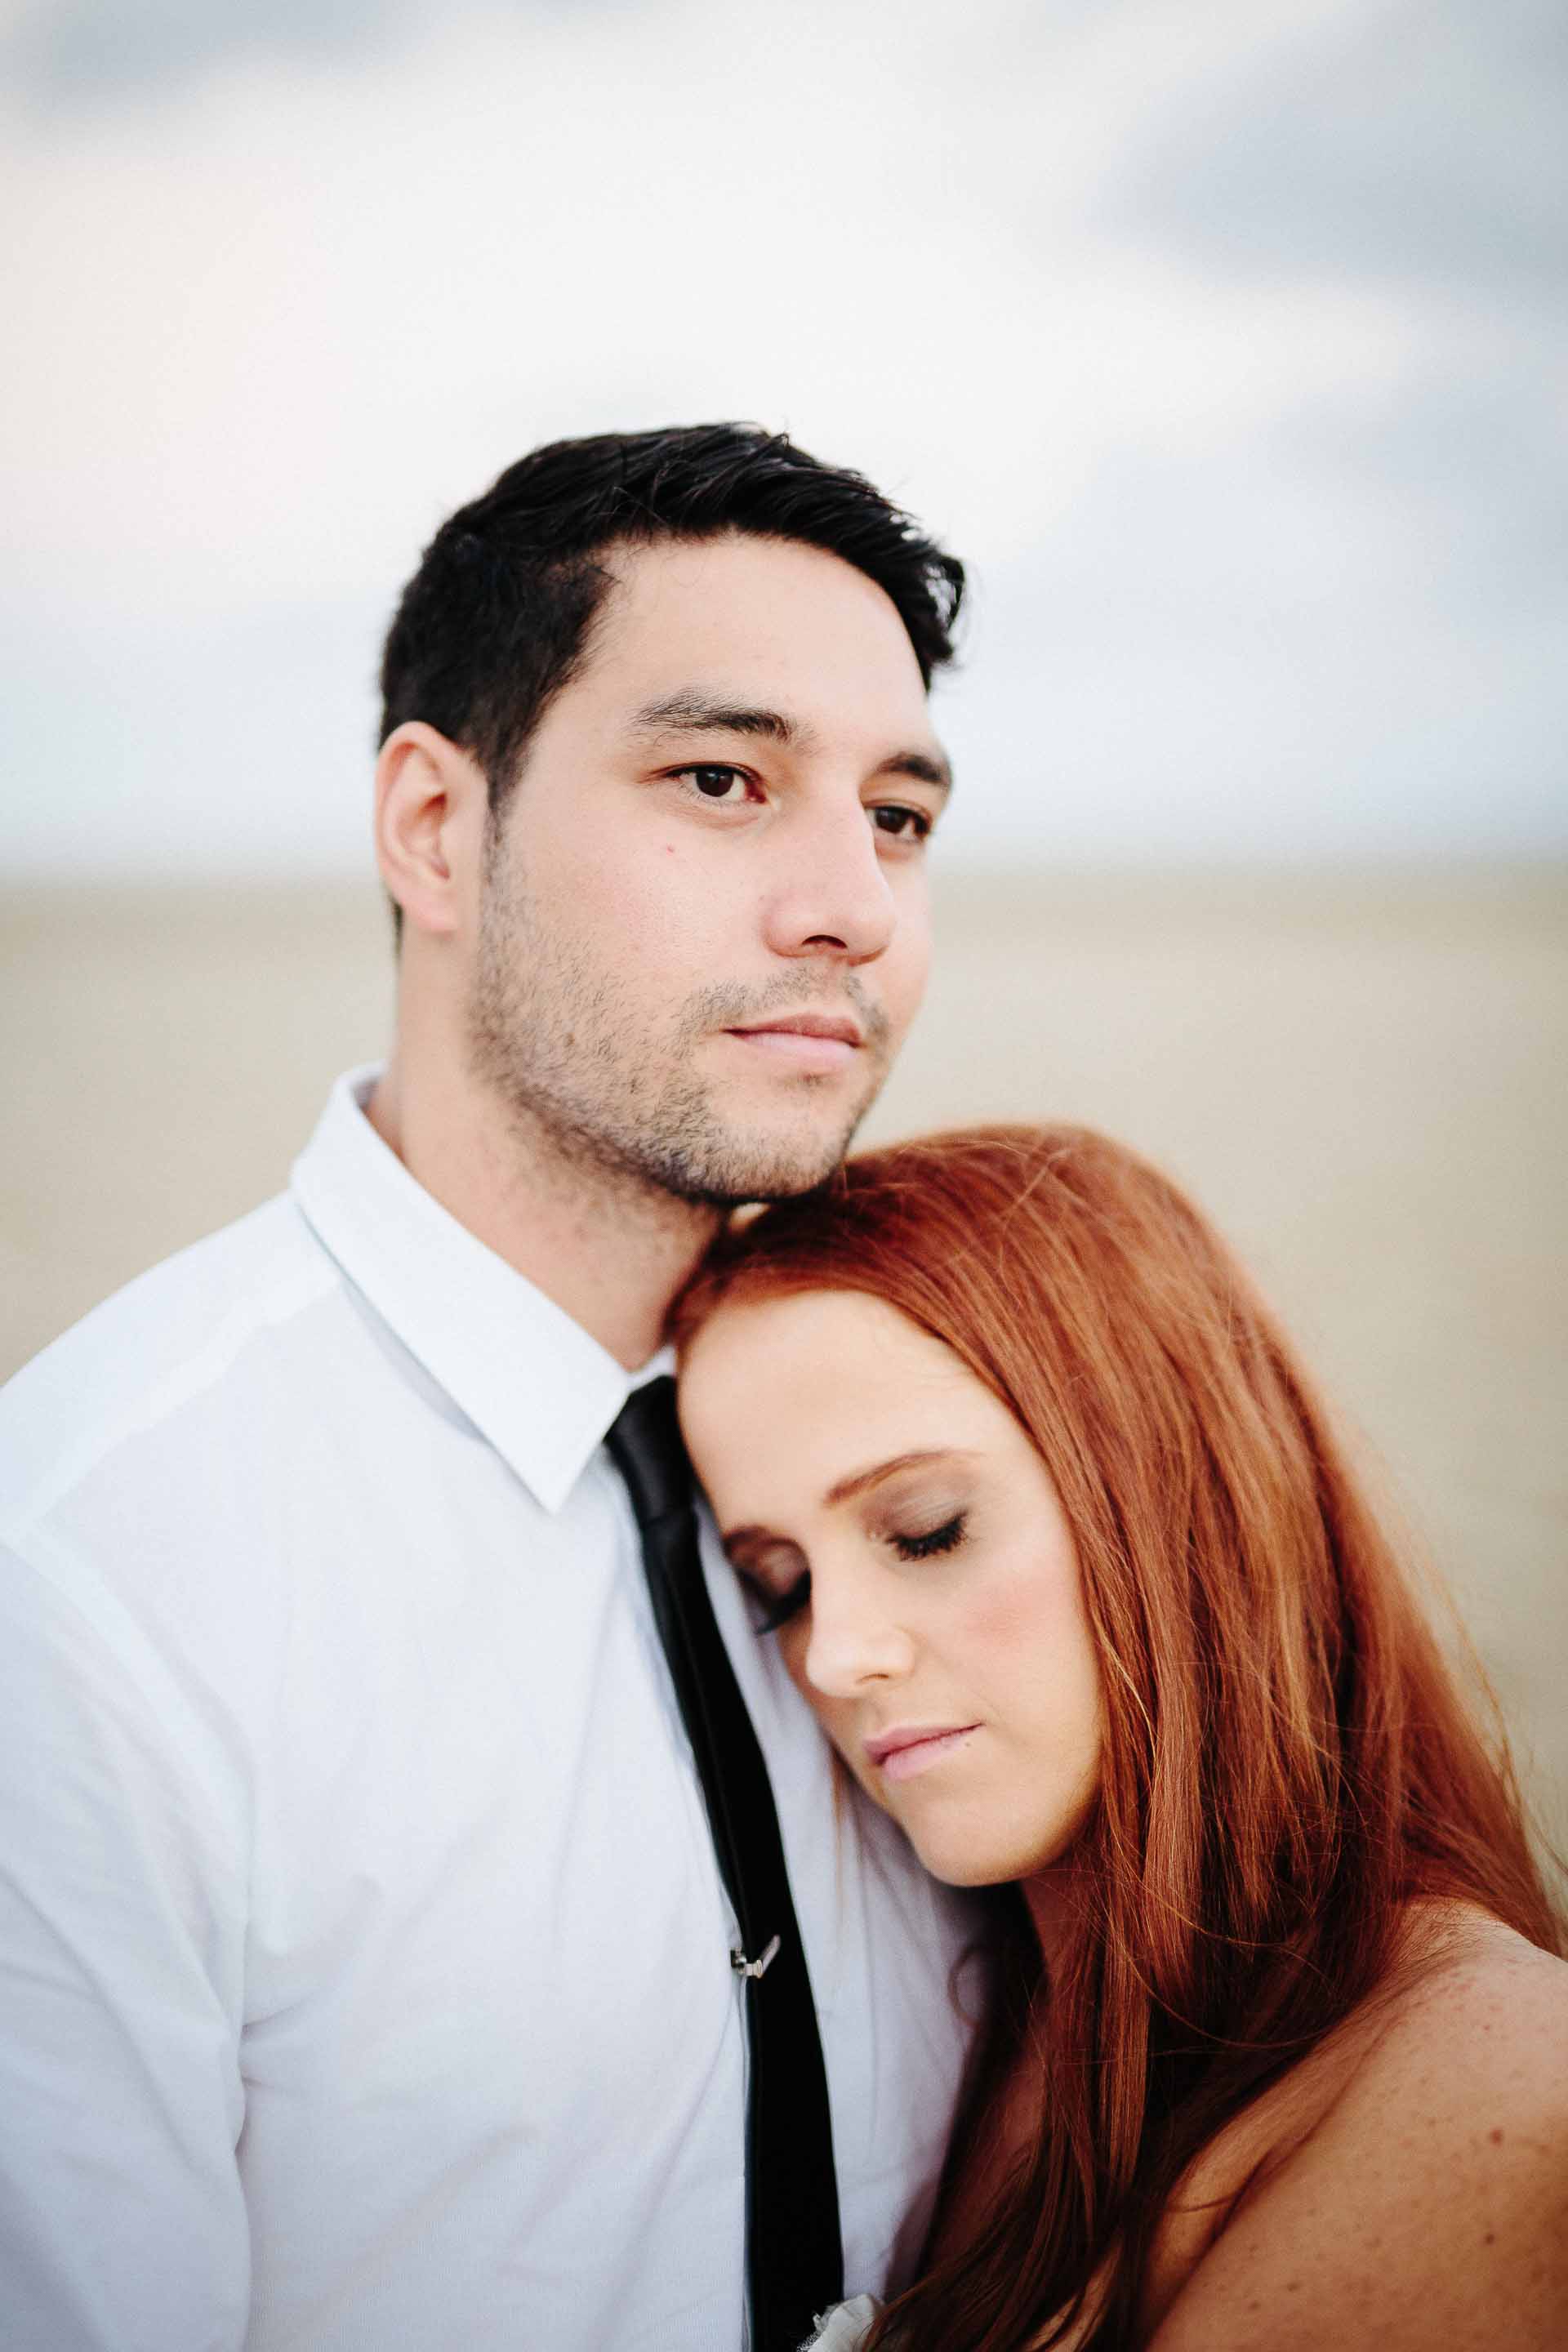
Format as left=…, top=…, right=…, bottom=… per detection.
left=0, top=425, right=977, bottom=2351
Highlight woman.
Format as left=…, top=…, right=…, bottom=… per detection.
left=674, top=1125, right=1568, bottom=2351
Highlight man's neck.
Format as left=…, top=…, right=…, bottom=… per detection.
left=366, top=1054, right=720, bottom=1370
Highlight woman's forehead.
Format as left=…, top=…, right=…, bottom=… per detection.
left=679, top=1289, right=1018, bottom=1508
left=684, top=1286, right=948, bottom=1395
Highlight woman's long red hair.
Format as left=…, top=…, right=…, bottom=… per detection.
left=676, top=1125, right=1562, bottom=2351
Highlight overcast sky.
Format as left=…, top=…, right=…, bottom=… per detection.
left=3, top=0, right=1564, bottom=877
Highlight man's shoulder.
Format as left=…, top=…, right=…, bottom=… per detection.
left=0, top=1192, right=341, bottom=1539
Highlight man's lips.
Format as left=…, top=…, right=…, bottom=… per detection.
left=722, top=1013, right=865, bottom=1071
left=863, top=1724, right=981, bottom=1784
left=727, top=1013, right=864, bottom=1048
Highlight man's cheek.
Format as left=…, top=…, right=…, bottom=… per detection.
left=604, top=847, right=721, bottom=959
left=887, top=926, right=933, bottom=1044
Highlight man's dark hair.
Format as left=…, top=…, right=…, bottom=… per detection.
left=378, top=422, right=964, bottom=822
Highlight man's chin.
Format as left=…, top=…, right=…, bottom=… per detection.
left=657, top=1107, right=871, bottom=1209
left=675, top=1151, right=850, bottom=1211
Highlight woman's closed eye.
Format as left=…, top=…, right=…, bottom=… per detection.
left=725, top=1534, right=811, bottom=1637
left=886, top=1511, right=968, bottom=1562
left=731, top=1511, right=969, bottom=1635
left=750, top=1569, right=811, bottom=1636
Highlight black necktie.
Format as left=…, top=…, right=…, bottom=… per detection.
left=606, top=1376, right=844, bottom=2351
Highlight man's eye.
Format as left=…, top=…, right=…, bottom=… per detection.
left=871, top=804, right=933, bottom=842
left=889, top=1512, right=967, bottom=1562
left=676, top=764, right=752, bottom=803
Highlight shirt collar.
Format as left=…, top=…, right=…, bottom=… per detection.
left=291, top=1067, right=670, bottom=1514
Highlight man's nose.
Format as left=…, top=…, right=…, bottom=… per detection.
left=762, top=791, right=898, bottom=966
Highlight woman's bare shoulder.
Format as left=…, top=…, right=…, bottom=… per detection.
left=1370, top=1904, right=1568, bottom=2102
left=1148, top=1907, right=1568, bottom=2350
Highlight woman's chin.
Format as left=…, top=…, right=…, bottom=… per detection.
left=901, top=1828, right=1033, bottom=1890
left=904, top=1809, right=1096, bottom=1895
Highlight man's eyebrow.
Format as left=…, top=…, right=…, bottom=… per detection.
left=627, top=690, right=952, bottom=795
left=875, top=749, right=952, bottom=795
left=627, top=692, right=808, bottom=747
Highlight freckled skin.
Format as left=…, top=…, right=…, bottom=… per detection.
left=1144, top=1915, right=1568, bottom=2350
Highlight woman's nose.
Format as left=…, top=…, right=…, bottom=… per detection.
left=800, top=1569, right=915, bottom=1699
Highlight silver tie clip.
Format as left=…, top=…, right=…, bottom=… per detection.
left=730, top=1933, right=782, bottom=1980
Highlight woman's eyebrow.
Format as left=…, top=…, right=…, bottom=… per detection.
left=822, top=1448, right=978, bottom=1509
left=720, top=1525, right=804, bottom=1570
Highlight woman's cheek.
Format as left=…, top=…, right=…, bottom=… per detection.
left=958, top=1545, right=1071, bottom=1652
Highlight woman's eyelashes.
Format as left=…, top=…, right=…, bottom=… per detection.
left=751, top=1570, right=811, bottom=1636
left=726, top=1537, right=810, bottom=1636
left=885, top=1509, right=969, bottom=1561
left=743, top=1510, right=972, bottom=1637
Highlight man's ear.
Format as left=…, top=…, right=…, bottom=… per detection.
left=374, top=722, right=490, bottom=940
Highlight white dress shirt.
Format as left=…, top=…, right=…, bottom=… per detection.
left=0, top=1069, right=976, bottom=2352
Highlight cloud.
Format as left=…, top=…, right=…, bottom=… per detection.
left=2, top=0, right=421, bottom=107
left=1107, top=0, right=1568, bottom=300
left=1, top=595, right=380, bottom=879
left=936, top=434, right=1568, bottom=866
left=2, top=0, right=649, bottom=109
left=0, top=0, right=1417, bottom=604
left=2, top=0, right=1563, bottom=874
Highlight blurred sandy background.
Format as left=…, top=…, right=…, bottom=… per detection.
left=5, top=866, right=1565, bottom=1851
left=2, top=2, right=1564, bottom=1850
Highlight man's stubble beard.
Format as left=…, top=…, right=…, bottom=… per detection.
left=466, top=847, right=895, bottom=1209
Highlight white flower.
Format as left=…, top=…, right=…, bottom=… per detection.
left=802, top=2292, right=882, bottom=2351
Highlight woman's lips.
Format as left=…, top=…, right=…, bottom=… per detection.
left=867, top=1726, right=979, bottom=1784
